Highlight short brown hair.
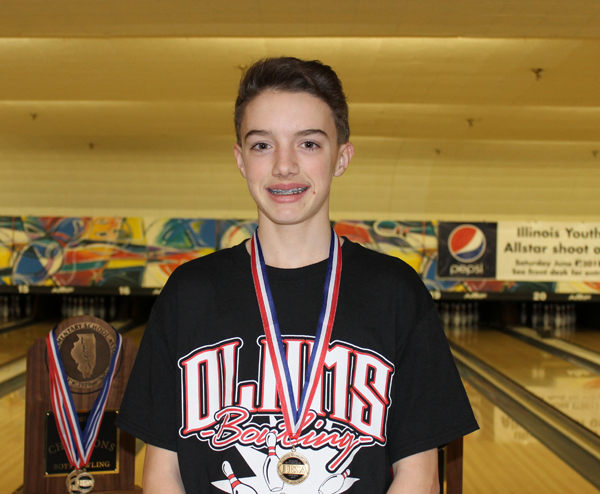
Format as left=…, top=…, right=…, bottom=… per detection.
left=234, top=57, right=350, bottom=145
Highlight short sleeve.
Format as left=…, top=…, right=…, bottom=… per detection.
left=386, top=293, right=478, bottom=462
left=116, top=280, right=181, bottom=451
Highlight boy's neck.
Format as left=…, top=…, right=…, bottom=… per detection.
left=249, top=216, right=335, bottom=269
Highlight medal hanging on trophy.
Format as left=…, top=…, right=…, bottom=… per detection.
left=46, top=324, right=122, bottom=493
left=250, top=228, right=342, bottom=485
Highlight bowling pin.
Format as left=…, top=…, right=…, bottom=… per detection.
left=555, top=305, right=563, bottom=335
left=1, top=296, right=8, bottom=322
left=222, top=461, right=257, bottom=494
left=7, top=294, right=14, bottom=320
left=442, top=303, right=450, bottom=329
left=319, top=469, right=350, bottom=494
left=452, top=303, right=461, bottom=330
left=465, top=303, right=472, bottom=330
left=99, top=296, right=106, bottom=320
left=89, top=296, right=95, bottom=317
left=109, top=296, right=117, bottom=321
left=25, top=294, right=32, bottom=317
left=262, top=432, right=283, bottom=491
left=570, top=303, right=577, bottom=332
left=12, top=295, right=21, bottom=319
left=520, top=302, right=527, bottom=326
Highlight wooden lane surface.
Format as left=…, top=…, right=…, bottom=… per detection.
left=135, top=445, right=145, bottom=489
left=560, top=329, right=600, bottom=354
left=447, top=328, right=600, bottom=436
left=0, top=387, right=26, bottom=494
left=0, top=323, right=147, bottom=494
left=0, top=320, right=58, bottom=368
left=462, top=381, right=599, bottom=493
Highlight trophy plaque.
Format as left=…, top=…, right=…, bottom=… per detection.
left=23, top=316, right=141, bottom=494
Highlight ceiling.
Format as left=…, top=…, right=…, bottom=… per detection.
left=1, top=1, right=599, bottom=220
left=1, top=0, right=600, bottom=38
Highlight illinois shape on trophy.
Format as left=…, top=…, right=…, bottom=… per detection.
left=262, top=432, right=284, bottom=491
left=222, top=461, right=258, bottom=494
left=318, top=469, right=350, bottom=494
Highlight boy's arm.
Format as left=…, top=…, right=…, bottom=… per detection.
left=143, top=444, right=185, bottom=494
left=387, top=448, right=440, bottom=494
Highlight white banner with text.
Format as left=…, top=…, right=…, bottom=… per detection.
left=496, top=222, right=600, bottom=281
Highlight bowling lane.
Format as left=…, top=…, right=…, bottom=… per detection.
left=0, top=387, right=25, bottom=494
left=0, top=320, right=58, bottom=367
left=558, top=329, right=600, bottom=354
left=135, top=444, right=145, bottom=488
left=462, top=380, right=598, bottom=493
left=447, top=328, right=600, bottom=437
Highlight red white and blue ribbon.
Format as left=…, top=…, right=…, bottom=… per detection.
left=46, top=327, right=122, bottom=469
left=250, top=228, right=342, bottom=441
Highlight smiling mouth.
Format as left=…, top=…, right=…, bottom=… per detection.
left=268, top=187, right=309, bottom=196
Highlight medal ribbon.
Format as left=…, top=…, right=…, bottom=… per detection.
left=46, top=327, right=122, bottom=469
left=250, top=228, right=342, bottom=442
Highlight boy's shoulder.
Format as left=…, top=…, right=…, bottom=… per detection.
left=343, top=238, right=430, bottom=297
left=344, top=238, right=419, bottom=276
left=165, top=241, right=248, bottom=287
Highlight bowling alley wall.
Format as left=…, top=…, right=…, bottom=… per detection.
left=1, top=216, right=599, bottom=300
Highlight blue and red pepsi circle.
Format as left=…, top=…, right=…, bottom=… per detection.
left=448, top=225, right=487, bottom=263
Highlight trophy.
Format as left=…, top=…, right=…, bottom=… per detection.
left=23, top=316, right=140, bottom=494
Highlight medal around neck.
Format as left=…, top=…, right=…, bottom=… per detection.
left=250, top=228, right=342, bottom=484
left=277, top=449, right=310, bottom=485
left=46, top=316, right=122, bottom=491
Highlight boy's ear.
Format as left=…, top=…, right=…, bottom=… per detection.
left=333, top=142, right=354, bottom=177
left=233, top=144, right=247, bottom=178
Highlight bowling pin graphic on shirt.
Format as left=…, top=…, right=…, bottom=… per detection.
left=318, top=469, right=350, bottom=494
left=262, top=432, right=283, bottom=491
left=222, top=461, right=258, bottom=494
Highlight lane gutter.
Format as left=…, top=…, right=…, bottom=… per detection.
left=0, top=317, right=36, bottom=335
left=499, top=325, right=600, bottom=376
left=451, top=341, right=600, bottom=490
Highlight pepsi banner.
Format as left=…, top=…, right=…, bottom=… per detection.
left=437, top=222, right=497, bottom=279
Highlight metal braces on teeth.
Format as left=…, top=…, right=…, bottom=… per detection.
left=269, top=187, right=308, bottom=196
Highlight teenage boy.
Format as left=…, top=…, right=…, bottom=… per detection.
left=117, top=57, right=478, bottom=494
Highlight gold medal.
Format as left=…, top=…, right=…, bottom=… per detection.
left=277, top=449, right=310, bottom=485
left=66, top=469, right=95, bottom=494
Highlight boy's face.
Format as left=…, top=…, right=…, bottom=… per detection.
left=234, top=91, right=353, bottom=229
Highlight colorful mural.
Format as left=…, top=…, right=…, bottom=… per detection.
left=0, top=216, right=598, bottom=295
left=0, top=216, right=216, bottom=288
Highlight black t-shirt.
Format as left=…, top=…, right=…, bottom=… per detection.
left=117, top=239, right=478, bottom=494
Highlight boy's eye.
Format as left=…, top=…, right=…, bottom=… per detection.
left=251, top=142, right=270, bottom=150
left=302, top=141, right=319, bottom=149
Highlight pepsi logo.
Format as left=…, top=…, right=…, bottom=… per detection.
left=448, top=225, right=487, bottom=263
